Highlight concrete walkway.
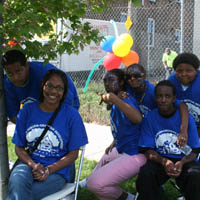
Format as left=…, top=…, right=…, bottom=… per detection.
left=7, top=122, right=113, bottom=161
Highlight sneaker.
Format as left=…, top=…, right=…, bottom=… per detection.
left=79, top=178, right=87, bottom=189
left=126, top=192, right=136, bottom=200
left=177, top=197, right=185, bottom=200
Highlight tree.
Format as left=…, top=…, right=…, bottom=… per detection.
left=0, top=0, right=114, bottom=61
left=0, top=0, right=114, bottom=197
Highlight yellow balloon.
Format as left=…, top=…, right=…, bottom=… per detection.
left=119, top=33, right=133, bottom=48
left=112, top=39, right=131, bottom=57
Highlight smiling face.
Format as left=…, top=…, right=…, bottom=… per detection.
left=175, top=63, right=197, bottom=85
left=43, top=75, right=65, bottom=107
left=4, top=62, right=29, bottom=87
left=126, top=66, right=145, bottom=90
left=155, top=85, right=176, bottom=115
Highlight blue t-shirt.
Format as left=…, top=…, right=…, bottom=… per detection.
left=139, top=109, right=200, bottom=159
left=110, top=96, right=141, bottom=156
left=4, top=62, right=80, bottom=119
left=126, top=80, right=157, bottom=115
left=169, top=71, right=200, bottom=127
left=12, top=101, right=88, bottom=181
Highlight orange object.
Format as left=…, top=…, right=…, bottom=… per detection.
left=122, top=50, right=139, bottom=67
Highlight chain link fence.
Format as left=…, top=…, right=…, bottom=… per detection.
left=59, top=0, right=198, bottom=90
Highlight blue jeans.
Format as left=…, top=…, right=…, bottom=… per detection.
left=7, top=162, right=67, bottom=200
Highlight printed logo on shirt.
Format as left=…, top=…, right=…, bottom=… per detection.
left=26, top=124, right=64, bottom=157
left=20, top=97, right=37, bottom=105
left=183, top=99, right=200, bottom=127
left=155, top=130, right=181, bottom=155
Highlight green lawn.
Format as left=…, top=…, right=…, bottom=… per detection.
left=8, top=137, right=181, bottom=200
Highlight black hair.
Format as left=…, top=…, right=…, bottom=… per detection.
left=39, top=69, right=68, bottom=103
left=125, top=63, right=146, bottom=77
left=154, top=80, right=176, bottom=96
left=173, top=52, right=200, bottom=70
left=104, top=68, right=126, bottom=90
left=1, top=49, right=27, bottom=68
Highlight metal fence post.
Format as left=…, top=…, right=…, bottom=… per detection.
left=180, top=0, right=184, bottom=53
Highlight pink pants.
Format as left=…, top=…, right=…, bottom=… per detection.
left=87, top=147, right=146, bottom=200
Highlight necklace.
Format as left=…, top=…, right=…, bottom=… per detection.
left=133, top=85, right=146, bottom=104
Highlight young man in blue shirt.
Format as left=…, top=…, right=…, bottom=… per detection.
left=2, top=49, right=80, bottom=124
left=136, top=80, right=200, bottom=200
left=168, top=52, right=200, bottom=137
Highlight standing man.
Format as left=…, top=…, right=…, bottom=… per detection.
left=136, top=80, right=200, bottom=200
left=2, top=49, right=80, bottom=124
left=162, top=48, right=177, bottom=79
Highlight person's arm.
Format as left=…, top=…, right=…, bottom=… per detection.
left=10, top=117, right=17, bottom=124
left=15, top=146, right=38, bottom=168
left=98, top=92, right=142, bottom=124
left=65, top=73, right=80, bottom=110
left=144, top=149, right=178, bottom=177
left=47, top=149, right=79, bottom=175
left=105, top=140, right=115, bottom=154
left=173, top=152, right=197, bottom=178
left=177, top=102, right=189, bottom=147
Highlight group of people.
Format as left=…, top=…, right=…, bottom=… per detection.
left=80, top=52, right=200, bottom=200
left=2, top=49, right=200, bottom=200
left=2, top=50, right=88, bottom=200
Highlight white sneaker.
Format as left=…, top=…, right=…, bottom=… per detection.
left=177, top=197, right=185, bottom=200
left=79, top=178, right=87, bottom=189
left=126, top=192, right=136, bottom=200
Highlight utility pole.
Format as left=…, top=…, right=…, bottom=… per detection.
left=0, top=0, right=9, bottom=198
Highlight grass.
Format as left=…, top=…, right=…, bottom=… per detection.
left=78, top=81, right=110, bottom=125
left=8, top=136, right=181, bottom=200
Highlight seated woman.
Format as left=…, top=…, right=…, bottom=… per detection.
left=7, top=69, right=88, bottom=200
left=125, top=63, right=189, bottom=147
left=85, top=69, right=147, bottom=200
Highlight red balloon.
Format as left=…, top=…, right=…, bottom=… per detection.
left=103, top=52, right=122, bottom=70
left=122, top=50, right=139, bottom=67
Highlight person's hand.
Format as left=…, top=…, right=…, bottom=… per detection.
left=177, top=132, right=188, bottom=147
left=32, top=163, right=49, bottom=181
left=105, top=142, right=115, bottom=154
left=163, top=159, right=177, bottom=177
left=118, top=91, right=129, bottom=99
left=97, top=92, right=116, bottom=105
left=173, top=161, right=183, bottom=177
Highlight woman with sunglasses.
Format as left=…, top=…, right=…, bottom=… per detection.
left=125, top=64, right=188, bottom=147
left=7, top=69, right=88, bottom=200
left=84, top=69, right=146, bottom=200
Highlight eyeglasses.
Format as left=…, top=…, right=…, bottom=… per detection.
left=45, top=83, right=64, bottom=92
left=126, top=73, right=144, bottom=80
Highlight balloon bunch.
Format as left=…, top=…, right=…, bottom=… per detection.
left=100, top=24, right=139, bottom=70
left=83, top=20, right=139, bottom=93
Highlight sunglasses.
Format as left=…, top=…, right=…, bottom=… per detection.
left=126, top=72, right=144, bottom=80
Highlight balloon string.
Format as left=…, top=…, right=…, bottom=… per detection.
left=110, top=20, right=119, bottom=38
left=83, top=57, right=104, bottom=93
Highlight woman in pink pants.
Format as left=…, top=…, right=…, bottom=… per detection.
left=86, top=69, right=146, bottom=200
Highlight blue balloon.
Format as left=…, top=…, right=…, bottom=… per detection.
left=100, top=36, right=116, bottom=52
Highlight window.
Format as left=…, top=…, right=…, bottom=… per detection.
left=176, top=0, right=181, bottom=3
left=147, top=18, right=155, bottom=47
left=175, top=29, right=181, bottom=43
left=149, top=0, right=156, bottom=2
